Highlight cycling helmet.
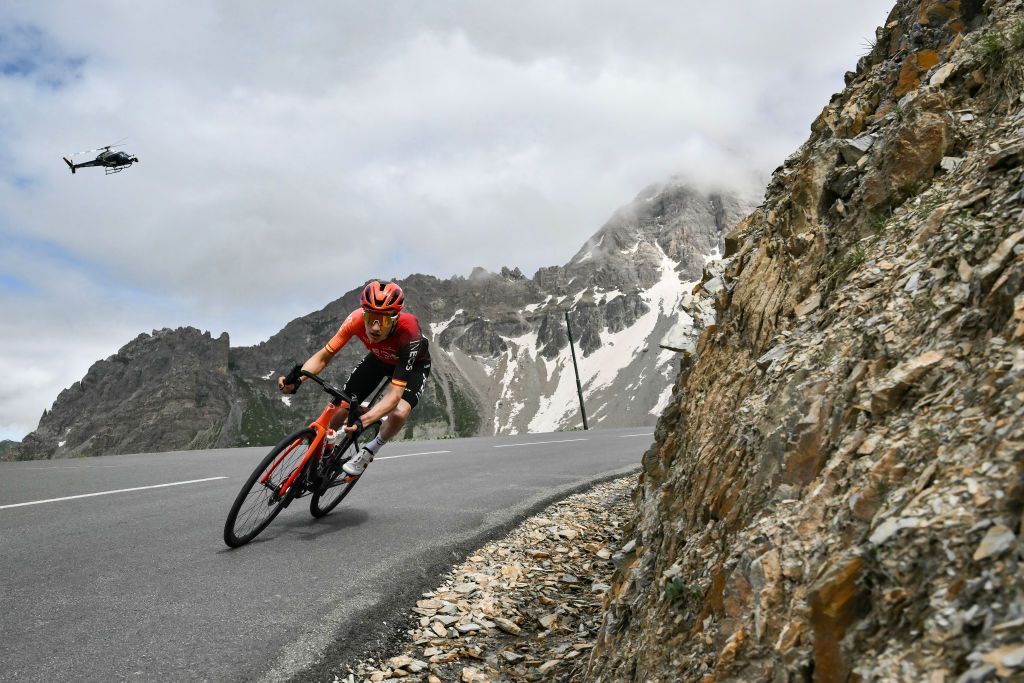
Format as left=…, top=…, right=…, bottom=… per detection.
left=361, top=280, right=404, bottom=314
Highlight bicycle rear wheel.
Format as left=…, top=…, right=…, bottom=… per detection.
left=223, top=428, right=316, bottom=548
left=309, top=421, right=380, bottom=518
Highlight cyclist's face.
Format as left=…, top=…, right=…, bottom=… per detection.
left=363, top=310, right=396, bottom=341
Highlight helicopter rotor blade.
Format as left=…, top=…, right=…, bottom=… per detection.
left=67, top=139, right=128, bottom=156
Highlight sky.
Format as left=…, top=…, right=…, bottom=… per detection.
left=0, top=0, right=895, bottom=440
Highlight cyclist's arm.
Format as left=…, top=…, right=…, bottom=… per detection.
left=278, top=315, right=357, bottom=392
left=278, top=347, right=335, bottom=393
left=354, top=383, right=403, bottom=428
left=301, top=347, right=335, bottom=378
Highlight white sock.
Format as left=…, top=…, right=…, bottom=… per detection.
left=363, top=434, right=387, bottom=456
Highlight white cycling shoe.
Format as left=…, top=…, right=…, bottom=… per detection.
left=342, top=448, right=374, bottom=476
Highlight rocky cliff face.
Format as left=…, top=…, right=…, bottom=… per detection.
left=587, top=1, right=1024, bottom=681
left=7, top=183, right=754, bottom=460
left=13, top=328, right=237, bottom=459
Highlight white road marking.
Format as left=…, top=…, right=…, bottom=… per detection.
left=0, top=477, right=229, bottom=510
left=375, top=450, right=451, bottom=461
left=617, top=433, right=654, bottom=438
left=493, top=438, right=588, bottom=448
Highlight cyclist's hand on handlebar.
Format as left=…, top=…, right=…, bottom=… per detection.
left=343, top=422, right=361, bottom=435
left=277, top=376, right=299, bottom=395
left=278, top=364, right=304, bottom=394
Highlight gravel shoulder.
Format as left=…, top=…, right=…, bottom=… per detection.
left=332, top=474, right=639, bottom=683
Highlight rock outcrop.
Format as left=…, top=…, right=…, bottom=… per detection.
left=587, top=1, right=1024, bottom=681
left=13, top=328, right=237, bottom=459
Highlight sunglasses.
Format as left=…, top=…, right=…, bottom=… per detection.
left=363, top=310, right=398, bottom=332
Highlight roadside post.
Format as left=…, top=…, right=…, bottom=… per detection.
left=564, top=310, right=589, bottom=430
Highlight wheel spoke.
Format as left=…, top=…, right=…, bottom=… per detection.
left=309, top=422, right=378, bottom=518
left=224, top=429, right=316, bottom=546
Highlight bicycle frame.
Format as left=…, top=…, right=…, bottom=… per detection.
left=256, top=370, right=387, bottom=500
left=261, top=369, right=360, bottom=496
left=259, top=399, right=349, bottom=498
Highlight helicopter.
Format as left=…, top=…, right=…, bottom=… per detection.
left=62, top=141, right=138, bottom=175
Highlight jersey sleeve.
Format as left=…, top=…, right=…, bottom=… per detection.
left=324, top=310, right=362, bottom=355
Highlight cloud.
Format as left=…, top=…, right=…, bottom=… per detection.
left=0, top=0, right=895, bottom=438
left=0, top=23, right=85, bottom=91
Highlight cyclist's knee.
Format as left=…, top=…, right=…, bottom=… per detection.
left=390, top=402, right=411, bottom=422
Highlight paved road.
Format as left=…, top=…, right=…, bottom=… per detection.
left=0, top=427, right=650, bottom=682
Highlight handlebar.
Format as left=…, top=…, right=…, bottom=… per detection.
left=283, top=364, right=355, bottom=406
left=282, top=366, right=363, bottom=430
left=298, top=370, right=355, bottom=406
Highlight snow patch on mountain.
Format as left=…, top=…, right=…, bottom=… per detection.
left=524, top=297, right=553, bottom=313
left=524, top=243, right=693, bottom=432
left=431, top=309, right=464, bottom=337
left=574, top=234, right=605, bottom=264
left=650, top=348, right=680, bottom=415
left=651, top=384, right=674, bottom=415
left=529, top=356, right=579, bottom=432
left=479, top=356, right=498, bottom=378
left=596, top=289, right=625, bottom=301
left=493, top=329, right=540, bottom=433
left=580, top=245, right=691, bottom=397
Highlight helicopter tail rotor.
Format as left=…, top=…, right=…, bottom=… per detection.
left=63, top=156, right=76, bottom=174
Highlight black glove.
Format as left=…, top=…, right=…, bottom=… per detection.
left=282, top=364, right=303, bottom=392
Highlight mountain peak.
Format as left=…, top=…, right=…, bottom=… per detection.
left=468, top=266, right=496, bottom=281
left=559, top=184, right=757, bottom=293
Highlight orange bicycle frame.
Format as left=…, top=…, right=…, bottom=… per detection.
left=259, top=399, right=350, bottom=495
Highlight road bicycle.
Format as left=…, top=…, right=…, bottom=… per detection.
left=223, top=370, right=381, bottom=548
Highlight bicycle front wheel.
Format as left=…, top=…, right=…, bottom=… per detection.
left=309, top=421, right=380, bottom=518
left=223, top=428, right=316, bottom=548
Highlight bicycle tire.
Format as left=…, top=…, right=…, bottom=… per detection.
left=223, top=428, right=316, bottom=548
left=309, top=421, right=380, bottom=518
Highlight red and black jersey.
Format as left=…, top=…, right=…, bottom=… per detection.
left=323, top=310, right=430, bottom=388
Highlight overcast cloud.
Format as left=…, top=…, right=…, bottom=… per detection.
left=0, top=0, right=894, bottom=440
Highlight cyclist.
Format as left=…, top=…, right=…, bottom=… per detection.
left=278, top=280, right=431, bottom=476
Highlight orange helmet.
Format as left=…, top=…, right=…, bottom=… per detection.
left=361, top=280, right=404, bottom=314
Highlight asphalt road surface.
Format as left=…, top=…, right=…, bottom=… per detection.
left=0, top=427, right=649, bottom=682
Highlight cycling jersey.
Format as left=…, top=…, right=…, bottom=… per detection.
left=324, top=310, right=430, bottom=388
